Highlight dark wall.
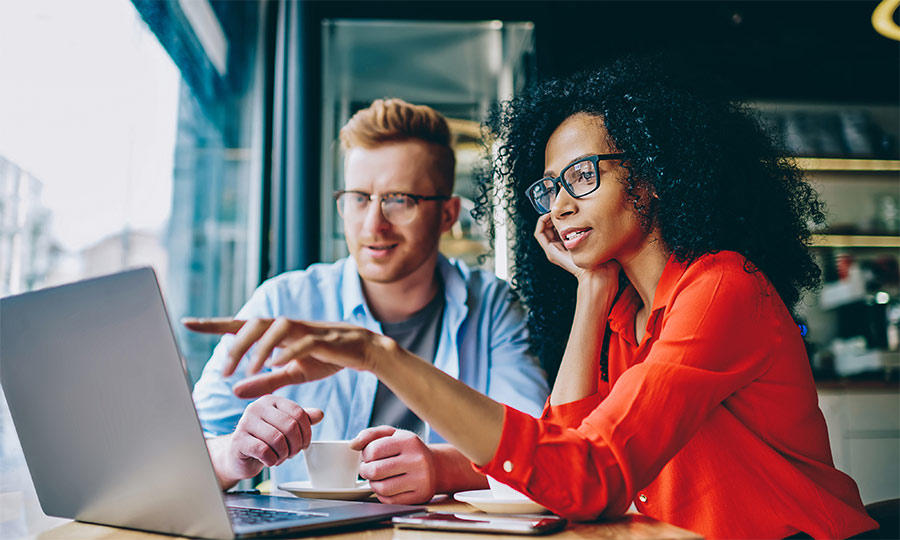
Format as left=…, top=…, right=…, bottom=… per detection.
left=307, top=0, right=899, bottom=104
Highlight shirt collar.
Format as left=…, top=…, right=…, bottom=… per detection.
left=608, top=285, right=639, bottom=343
left=436, top=254, right=469, bottom=313
left=608, top=253, right=690, bottom=343
left=339, top=254, right=467, bottom=321
left=650, top=253, right=691, bottom=313
left=339, top=256, right=368, bottom=320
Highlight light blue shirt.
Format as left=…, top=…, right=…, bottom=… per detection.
left=192, top=255, right=549, bottom=485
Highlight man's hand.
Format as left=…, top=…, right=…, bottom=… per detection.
left=351, top=426, right=438, bottom=505
left=207, top=395, right=324, bottom=490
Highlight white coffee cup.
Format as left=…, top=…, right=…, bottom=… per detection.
left=303, top=440, right=361, bottom=488
left=487, top=475, right=529, bottom=500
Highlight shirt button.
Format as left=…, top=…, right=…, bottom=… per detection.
left=502, top=460, right=513, bottom=473
left=638, top=494, right=648, bottom=503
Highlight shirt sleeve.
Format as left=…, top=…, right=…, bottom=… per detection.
left=477, top=263, right=781, bottom=521
left=191, top=284, right=278, bottom=437
left=539, top=390, right=604, bottom=427
left=483, top=284, right=551, bottom=418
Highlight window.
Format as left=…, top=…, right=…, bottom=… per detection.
left=0, top=0, right=266, bottom=381
left=0, top=1, right=265, bottom=533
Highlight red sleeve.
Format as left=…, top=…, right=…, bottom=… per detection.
left=539, top=381, right=608, bottom=427
left=477, top=258, right=782, bottom=521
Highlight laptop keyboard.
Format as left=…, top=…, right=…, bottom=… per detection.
left=227, top=505, right=322, bottom=525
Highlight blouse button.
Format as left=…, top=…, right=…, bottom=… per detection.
left=502, top=460, right=514, bottom=473
left=638, top=494, right=648, bottom=503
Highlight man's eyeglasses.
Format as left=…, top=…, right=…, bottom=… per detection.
left=334, top=190, right=451, bottom=226
left=525, top=153, right=626, bottom=214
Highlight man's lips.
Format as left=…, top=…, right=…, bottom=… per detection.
left=363, top=243, right=399, bottom=258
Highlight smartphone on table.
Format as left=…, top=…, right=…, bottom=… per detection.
left=392, top=511, right=567, bottom=535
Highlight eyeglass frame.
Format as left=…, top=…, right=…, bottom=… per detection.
left=333, top=190, right=452, bottom=225
left=525, top=153, right=627, bottom=214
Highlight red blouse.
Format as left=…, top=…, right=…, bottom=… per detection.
left=478, top=251, right=876, bottom=539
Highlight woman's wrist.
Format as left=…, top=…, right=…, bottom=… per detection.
left=576, top=270, right=618, bottom=303
left=368, top=333, right=413, bottom=380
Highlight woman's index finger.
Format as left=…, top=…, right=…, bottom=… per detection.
left=181, top=317, right=247, bottom=335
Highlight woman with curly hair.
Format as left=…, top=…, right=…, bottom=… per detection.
left=187, top=57, right=876, bottom=539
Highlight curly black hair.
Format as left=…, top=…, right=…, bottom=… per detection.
left=474, top=55, right=825, bottom=383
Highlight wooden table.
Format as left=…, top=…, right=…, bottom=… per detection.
left=31, top=497, right=701, bottom=539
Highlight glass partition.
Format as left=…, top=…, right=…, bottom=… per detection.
left=320, top=19, right=535, bottom=278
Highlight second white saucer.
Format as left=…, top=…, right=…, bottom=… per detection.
left=453, top=489, right=549, bottom=514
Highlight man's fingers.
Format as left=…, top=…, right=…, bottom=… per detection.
left=182, top=317, right=246, bottom=334
left=260, top=407, right=302, bottom=458
left=271, top=399, right=325, bottom=427
left=305, top=408, right=325, bottom=425
left=359, top=433, right=403, bottom=462
left=375, top=490, right=426, bottom=506
left=255, top=420, right=291, bottom=462
left=238, top=427, right=285, bottom=467
left=351, top=425, right=396, bottom=451
left=358, top=455, right=411, bottom=482
left=368, top=475, right=415, bottom=500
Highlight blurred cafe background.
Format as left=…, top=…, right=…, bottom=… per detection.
left=1, top=0, right=898, bottom=535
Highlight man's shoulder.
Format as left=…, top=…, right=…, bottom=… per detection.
left=444, top=258, right=512, bottom=293
left=256, top=259, right=348, bottom=300
left=441, top=257, right=520, bottom=316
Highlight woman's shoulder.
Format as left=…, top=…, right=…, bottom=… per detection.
left=680, top=250, right=774, bottom=297
left=694, top=250, right=753, bottom=269
left=664, top=251, right=788, bottom=327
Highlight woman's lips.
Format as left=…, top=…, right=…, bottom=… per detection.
left=561, top=228, right=592, bottom=250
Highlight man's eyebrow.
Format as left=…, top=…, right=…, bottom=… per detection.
left=542, top=153, right=599, bottom=177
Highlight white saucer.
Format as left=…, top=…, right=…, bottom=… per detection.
left=278, top=480, right=374, bottom=501
left=453, top=489, right=549, bottom=514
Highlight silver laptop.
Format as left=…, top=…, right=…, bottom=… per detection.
left=0, top=267, right=417, bottom=539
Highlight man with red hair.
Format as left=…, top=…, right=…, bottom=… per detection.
left=192, top=98, right=549, bottom=504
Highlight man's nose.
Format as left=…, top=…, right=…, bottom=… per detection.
left=360, top=198, right=391, bottom=232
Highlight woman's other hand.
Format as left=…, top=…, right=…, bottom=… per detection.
left=534, top=213, right=582, bottom=276
left=534, top=213, right=621, bottom=291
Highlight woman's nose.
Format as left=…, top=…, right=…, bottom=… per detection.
left=550, top=186, right=576, bottom=219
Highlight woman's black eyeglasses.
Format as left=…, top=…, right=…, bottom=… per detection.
left=526, top=153, right=626, bottom=214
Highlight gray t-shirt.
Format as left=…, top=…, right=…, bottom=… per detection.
left=368, top=287, right=445, bottom=438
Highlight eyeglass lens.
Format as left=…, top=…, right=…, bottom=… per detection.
left=336, top=193, right=418, bottom=225
left=529, top=158, right=599, bottom=213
